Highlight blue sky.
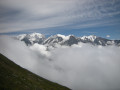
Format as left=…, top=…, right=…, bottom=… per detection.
left=0, top=0, right=120, bottom=39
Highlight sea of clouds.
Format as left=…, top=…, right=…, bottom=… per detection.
left=0, top=36, right=120, bottom=90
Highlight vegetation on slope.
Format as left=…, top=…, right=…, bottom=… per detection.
left=0, top=53, right=70, bottom=90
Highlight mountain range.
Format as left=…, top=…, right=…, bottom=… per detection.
left=16, top=33, right=120, bottom=47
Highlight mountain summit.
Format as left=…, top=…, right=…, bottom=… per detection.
left=17, top=33, right=45, bottom=45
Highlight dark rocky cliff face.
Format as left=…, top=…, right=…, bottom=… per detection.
left=63, top=35, right=78, bottom=46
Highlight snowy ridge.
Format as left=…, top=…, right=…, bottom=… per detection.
left=43, top=34, right=71, bottom=45
left=16, top=33, right=120, bottom=47
left=81, top=35, right=97, bottom=42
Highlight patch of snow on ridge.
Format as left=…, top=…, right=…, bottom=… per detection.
left=17, top=34, right=26, bottom=40
left=81, top=35, right=97, bottom=42
left=29, top=33, right=44, bottom=38
left=57, top=34, right=70, bottom=41
left=107, top=41, right=115, bottom=45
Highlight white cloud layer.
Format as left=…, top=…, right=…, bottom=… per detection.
left=0, top=36, right=120, bottom=90
left=0, top=0, right=120, bottom=33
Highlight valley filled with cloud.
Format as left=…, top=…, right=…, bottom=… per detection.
left=0, top=0, right=120, bottom=89
left=0, top=35, right=120, bottom=90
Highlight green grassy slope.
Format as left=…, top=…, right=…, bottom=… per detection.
left=0, top=53, right=70, bottom=90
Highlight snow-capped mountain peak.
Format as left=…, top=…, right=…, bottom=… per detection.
left=29, top=33, right=44, bottom=38
left=43, top=34, right=76, bottom=46
left=28, top=33, right=45, bottom=42
left=17, top=33, right=45, bottom=45
left=43, top=34, right=65, bottom=45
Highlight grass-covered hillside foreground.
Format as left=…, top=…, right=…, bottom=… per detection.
left=0, top=53, right=70, bottom=90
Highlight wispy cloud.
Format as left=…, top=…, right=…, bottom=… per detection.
left=106, top=35, right=110, bottom=38
left=0, top=0, right=120, bottom=33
